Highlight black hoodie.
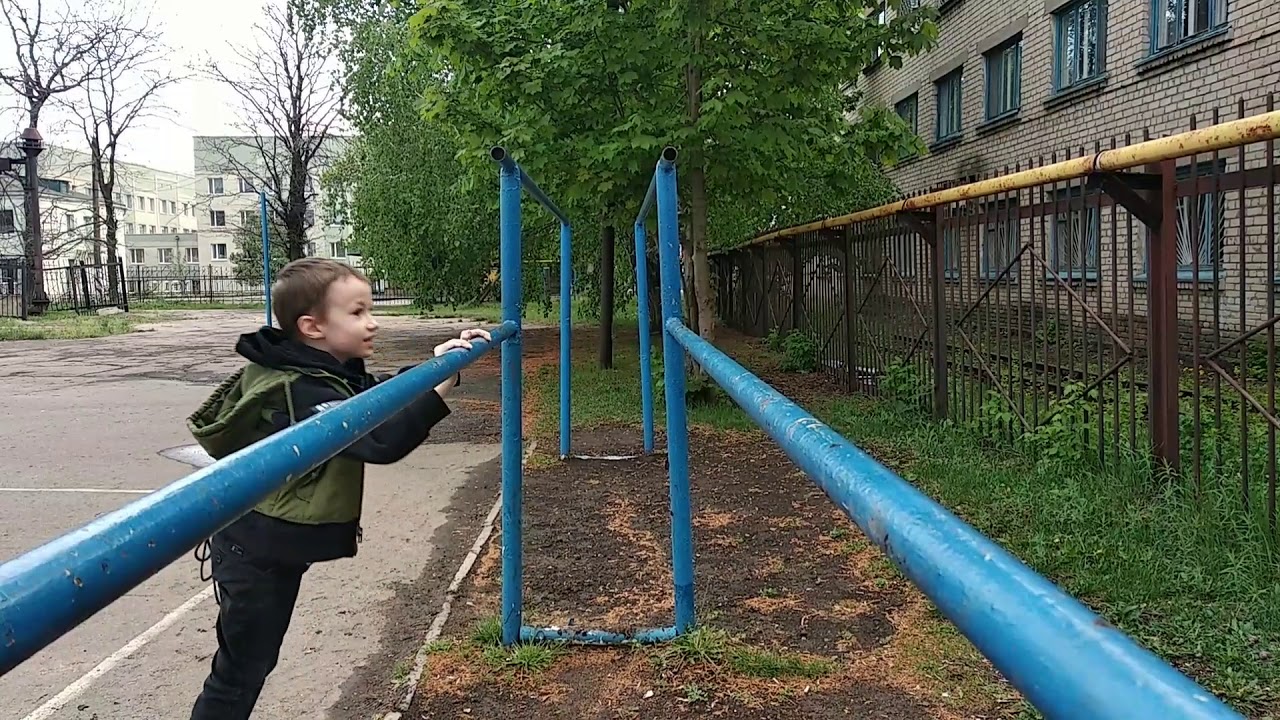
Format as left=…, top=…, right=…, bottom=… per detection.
left=218, top=327, right=452, bottom=564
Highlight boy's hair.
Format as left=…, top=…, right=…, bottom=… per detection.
left=271, top=258, right=370, bottom=336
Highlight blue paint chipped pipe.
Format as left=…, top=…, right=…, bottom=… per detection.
left=633, top=221, right=655, bottom=454
left=0, top=322, right=516, bottom=677
left=664, top=317, right=1243, bottom=720
left=489, top=146, right=570, bottom=225
left=495, top=152, right=525, bottom=648
left=559, top=222, right=572, bottom=458
left=520, top=625, right=677, bottom=645
left=653, top=148, right=696, bottom=633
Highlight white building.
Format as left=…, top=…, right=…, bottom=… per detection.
left=0, top=144, right=200, bottom=268
left=192, top=135, right=356, bottom=265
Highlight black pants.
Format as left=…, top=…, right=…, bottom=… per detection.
left=190, top=533, right=308, bottom=720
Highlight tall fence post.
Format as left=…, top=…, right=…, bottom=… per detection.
left=791, top=239, right=802, bottom=333
left=497, top=154, right=525, bottom=646
left=1148, top=160, right=1181, bottom=473
left=655, top=147, right=695, bottom=633
left=599, top=225, right=615, bottom=369
left=929, top=206, right=948, bottom=420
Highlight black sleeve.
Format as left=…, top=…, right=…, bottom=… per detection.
left=271, top=375, right=451, bottom=465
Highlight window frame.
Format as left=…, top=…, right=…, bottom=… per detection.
left=894, top=93, right=919, bottom=135
left=1150, top=0, right=1227, bottom=54
left=979, top=199, right=1021, bottom=280
left=934, top=68, right=964, bottom=142
left=1048, top=186, right=1103, bottom=280
left=1053, top=0, right=1107, bottom=92
left=207, top=177, right=225, bottom=195
left=128, top=248, right=145, bottom=264
left=983, top=36, right=1022, bottom=122
left=211, top=243, right=229, bottom=261
left=184, top=247, right=200, bottom=264
left=210, top=210, right=226, bottom=227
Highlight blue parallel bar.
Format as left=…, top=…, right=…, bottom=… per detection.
left=664, top=317, right=1243, bottom=720
left=490, top=147, right=570, bottom=225
left=259, top=190, right=271, bottom=327
left=521, top=625, right=677, bottom=645
left=496, top=154, right=524, bottom=647
left=559, top=222, right=572, bottom=458
left=0, top=322, right=516, bottom=677
left=653, top=148, right=695, bottom=633
left=633, top=221, right=654, bottom=454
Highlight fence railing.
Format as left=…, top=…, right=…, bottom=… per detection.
left=717, top=94, right=1280, bottom=532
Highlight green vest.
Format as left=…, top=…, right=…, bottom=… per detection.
left=187, top=364, right=366, bottom=525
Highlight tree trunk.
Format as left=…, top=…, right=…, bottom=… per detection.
left=684, top=0, right=715, bottom=343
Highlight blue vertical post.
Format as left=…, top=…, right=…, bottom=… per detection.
left=634, top=222, right=655, bottom=454
left=559, top=221, right=572, bottom=459
left=496, top=151, right=524, bottom=646
left=654, top=147, right=695, bottom=632
left=260, top=190, right=271, bottom=327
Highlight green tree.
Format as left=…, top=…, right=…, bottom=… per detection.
left=407, top=0, right=937, bottom=338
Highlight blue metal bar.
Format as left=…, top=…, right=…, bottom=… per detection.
left=664, top=317, right=1243, bottom=720
left=559, top=222, right=572, bottom=459
left=260, top=190, right=271, bottom=327
left=490, top=147, right=570, bottom=226
left=496, top=153, right=524, bottom=647
left=0, top=322, right=515, bottom=676
left=635, top=172, right=657, bottom=226
left=634, top=222, right=655, bottom=453
left=654, top=150, right=695, bottom=633
left=520, top=625, right=677, bottom=645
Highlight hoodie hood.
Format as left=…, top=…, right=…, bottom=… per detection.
left=235, top=326, right=370, bottom=387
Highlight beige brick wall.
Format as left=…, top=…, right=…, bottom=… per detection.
left=850, top=0, right=1280, bottom=344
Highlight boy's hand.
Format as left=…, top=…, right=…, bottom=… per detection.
left=433, top=328, right=491, bottom=357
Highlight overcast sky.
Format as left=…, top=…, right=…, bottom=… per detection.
left=0, top=0, right=272, bottom=176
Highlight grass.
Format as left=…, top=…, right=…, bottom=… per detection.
left=651, top=626, right=833, bottom=680
left=526, top=330, right=1280, bottom=717
left=421, top=297, right=599, bottom=325
left=0, top=311, right=139, bottom=341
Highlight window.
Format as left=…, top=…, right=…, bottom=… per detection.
left=239, top=209, right=255, bottom=226
left=984, top=38, right=1021, bottom=120
left=129, top=248, right=145, bottom=264
left=330, top=241, right=347, bottom=258
left=148, top=197, right=155, bottom=212
left=895, top=94, right=919, bottom=135
left=935, top=68, right=963, bottom=141
left=870, top=4, right=889, bottom=65
left=38, top=178, right=69, bottom=193
left=210, top=210, right=226, bottom=227
left=162, top=226, right=170, bottom=234
left=239, top=177, right=255, bottom=193
left=126, top=223, right=135, bottom=234
left=126, top=194, right=134, bottom=209
left=183, top=203, right=190, bottom=215
left=157, top=247, right=174, bottom=264
left=65, top=213, right=75, bottom=232
left=1153, top=0, right=1227, bottom=52
left=185, top=247, right=200, bottom=264
left=941, top=220, right=961, bottom=280
left=207, top=177, right=224, bottom=195
left=212, top=243, right=228, bottom=260
left=82, top=215, right=93, bottom=229
left=980, top=200, right=1020, bottom=279
left=1055, top=0, right=1105, bottom=91
left=149, top=225, right=157, bottom=234
left=1051, top=189, right=1101, bottom=277
left=113, top=192, right=123, bottom=204
left=0, top=209, right=14, bottom=233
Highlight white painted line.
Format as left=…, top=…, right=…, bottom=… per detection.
left=20, top=585, right=216, bottom=720
left=393, top=440, right=531, bottom=714
left=0, top=488, right=154, bottom=495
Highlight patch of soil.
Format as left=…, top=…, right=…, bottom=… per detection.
left=410, top=423, right=947, bottom=719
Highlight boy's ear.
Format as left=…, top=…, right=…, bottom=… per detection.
left=296, top=313, right=325, bottom=340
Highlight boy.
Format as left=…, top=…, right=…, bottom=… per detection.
left=185, top=258, right=490, bottom=719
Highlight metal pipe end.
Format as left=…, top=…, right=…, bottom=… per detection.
left=661, top=146, right=678, bottom=163
left=489, top=146, right=507, bottom=163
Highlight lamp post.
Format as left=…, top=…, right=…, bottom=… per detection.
left=17, top=127, right=45, bottom=314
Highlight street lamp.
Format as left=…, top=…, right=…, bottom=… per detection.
left=19, top=126, right=46, bottom=314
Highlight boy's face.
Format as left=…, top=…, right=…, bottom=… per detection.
left=297, top=275, right=378, bottom=362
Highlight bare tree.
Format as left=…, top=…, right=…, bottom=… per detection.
left=63, top=9, right=179, bottom=296
left=205, top=1, right=345, bottom=260
left=0, top=0, right=131, bottom=301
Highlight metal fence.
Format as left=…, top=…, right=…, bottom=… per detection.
left=716, top=95, right=1280, bottom=531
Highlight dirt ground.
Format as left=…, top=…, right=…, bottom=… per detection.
left=389, top=328, right=1018, bottom=720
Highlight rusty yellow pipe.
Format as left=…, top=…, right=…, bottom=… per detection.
left=750, top=109, right=1280, bottom=245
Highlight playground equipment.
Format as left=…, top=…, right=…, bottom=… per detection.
left=0, top=138, right=1252, bottom=720
left=492, top=147, right=690, bottom=646
left=638, top=148, right=1243, bottom=719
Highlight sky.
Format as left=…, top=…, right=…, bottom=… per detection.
left=0, top=0, right=272, bottom=175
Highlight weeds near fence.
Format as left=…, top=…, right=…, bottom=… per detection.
left=0, top=313, right=138, bottom=341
